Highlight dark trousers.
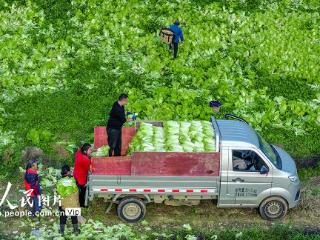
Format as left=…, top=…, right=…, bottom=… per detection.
left=77, top=185, right=87, bottom=207
left=107, top=128, right=122, bottom=156
left=59, top=207, right=78, bottom=225
left=31, top=195, right=42, bottom=217
left=169, top=42, right=179, bottom=58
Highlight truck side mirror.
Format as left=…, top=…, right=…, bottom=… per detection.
left=260, top=165, right=269, bottom=174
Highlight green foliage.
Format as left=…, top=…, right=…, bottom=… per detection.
left=299, top=164, right=320, bottom=182
left=255, top=75, right=317, bottom=101
left=3, top=78, right=117, bottom=169
left=0, top=1, right=318, bottom=237
left=15, top=222, right=320, bottom=240
left=26, top=129, right=53, bottom=146
left=0, top=0, right=319, bottom=174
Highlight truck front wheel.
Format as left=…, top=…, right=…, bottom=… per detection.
left=117, top=198, right=146, bottom=223
left=259, top=197, right=288, bottom=220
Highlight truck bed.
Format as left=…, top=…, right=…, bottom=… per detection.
left=87, top=124, right=221, bottom=202
left=92, top=126, right=220, bottom=176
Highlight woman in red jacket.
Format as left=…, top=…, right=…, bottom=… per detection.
left=73, top=143, right=92, bottom=207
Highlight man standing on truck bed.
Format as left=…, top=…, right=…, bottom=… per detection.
left=169, top=20, right=184, bottom=59
left=107, top=93, right=131, bottom=156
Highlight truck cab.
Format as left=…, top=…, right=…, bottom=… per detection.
left=214, top=117, right=301, bottom=219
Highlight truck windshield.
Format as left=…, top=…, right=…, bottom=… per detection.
left=257, top=134, right=281, bottom=169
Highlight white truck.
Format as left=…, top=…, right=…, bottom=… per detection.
left=85, top=116, right=301, bottom=223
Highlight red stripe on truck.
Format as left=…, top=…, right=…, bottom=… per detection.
left=97, top=188, right=213, bottom=193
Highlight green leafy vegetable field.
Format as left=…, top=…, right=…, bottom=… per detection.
left=1, top=0, right=320, bottom=171
left=0, top=0, right=320, bottom=238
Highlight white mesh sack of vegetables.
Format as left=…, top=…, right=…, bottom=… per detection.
left=128, top=121, right=216, bottom=153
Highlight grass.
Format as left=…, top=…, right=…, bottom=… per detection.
left=0, top=0, right=319, bottom=238
left=76, top=176, right=320, bottom=231
left=262, top=127, right=320, bottom=161
left=0, top=173, right=319, bottom=238
left=1, top=208, right=320, bottom=239
left=2, top=203, right=320, bottom=239
left=1, top=77, right=118, bottom=172
left=253, top=75, right=317, bottom=101
left=1, top=0, right=320, bottom=178
left=3, top=76, right=320, bottom=174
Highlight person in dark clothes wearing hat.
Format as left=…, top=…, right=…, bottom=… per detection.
left=209, top=100, right=222, bottom=113
left=107, top=94, right=132, bottom=157
left=169, top=20, right=184, bottom=59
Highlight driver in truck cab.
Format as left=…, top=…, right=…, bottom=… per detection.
left=233, top=150, right=265, bottom=172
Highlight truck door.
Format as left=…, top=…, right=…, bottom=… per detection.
left=218, top=147, right=236, bottom=206
left=227, top=148, right=272, bottom=206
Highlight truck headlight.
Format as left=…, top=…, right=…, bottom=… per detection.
left=288, top=175, right=298, bottom=182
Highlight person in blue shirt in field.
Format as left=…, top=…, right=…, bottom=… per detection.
left=169, top=20, right=184, bottom=59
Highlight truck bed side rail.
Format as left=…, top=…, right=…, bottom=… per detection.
left=211, top=116, right=221, bottom=152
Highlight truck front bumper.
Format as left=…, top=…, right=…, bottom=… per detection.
left=289, top=188, right=300, bottom=208
left=288, top=180, right=301, bottom=208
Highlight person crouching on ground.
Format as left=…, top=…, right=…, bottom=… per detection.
left=73, top=143, right=92, bottom=207
left=24, top=159, right=42, bottom=217
left=57, top=164, right=80, bottom=236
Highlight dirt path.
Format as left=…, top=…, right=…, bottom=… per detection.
left=1, top=176, right=319, bottom=238
left=79, top=175, right=320, bottom=229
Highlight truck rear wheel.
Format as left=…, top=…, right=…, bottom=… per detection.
left=117, top=198, right=146, bottom=223
left=259, top=197, right=288, bottom=220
